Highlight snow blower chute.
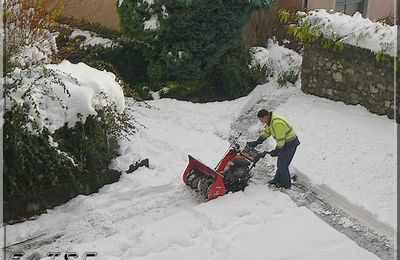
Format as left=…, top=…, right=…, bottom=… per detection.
left=182, top=133, right=269, bottom=200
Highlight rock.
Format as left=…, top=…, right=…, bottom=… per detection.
left=377, top=83, right=385, bottom=90
left=345, top=68, right=353, bottom=74
left=326, top=62, right=332, bottom=68
left=126, top=159, right=150, bottom=174
left=350, top=93, right=358, bottom=100
left=370, top=85, right=379, bottom=94
left=332, top=72, right=343, bottom=82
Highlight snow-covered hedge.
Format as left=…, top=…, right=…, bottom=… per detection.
left=300, top=9, right=396, bottom=57
left=3, top=1, right=133, bottom=203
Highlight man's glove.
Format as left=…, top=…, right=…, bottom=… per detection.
left=247, top=136, right=265, bottom=148
left=247, top=141, right=258, bottom=147
left=269, top=148, right=281, bottom=157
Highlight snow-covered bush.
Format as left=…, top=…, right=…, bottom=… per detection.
left=251, top=39, right=302, bottom=87
left=4, top=0, right=62, bottom=70
left=4, top=60, right=133, bottom=200
left=4, top=1, right=134, bottom=202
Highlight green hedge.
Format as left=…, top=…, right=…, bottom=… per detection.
left=4, top=107, right=120, bottom=201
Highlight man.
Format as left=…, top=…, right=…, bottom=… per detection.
left=248, top=109, right=300, bottom=189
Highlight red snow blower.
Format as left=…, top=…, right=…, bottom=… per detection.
left=182, top=133, right=269, bottom=200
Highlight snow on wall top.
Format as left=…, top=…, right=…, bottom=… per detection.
left=303, top=9, right=397, bottom=57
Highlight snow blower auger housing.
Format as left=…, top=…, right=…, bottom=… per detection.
left=182, top=133, right=268, bottom=200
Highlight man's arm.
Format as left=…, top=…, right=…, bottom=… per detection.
left=273, top=121, right=286, bottom=149
left=269, top=122, right=285, bottom=156
left=247, top=136, right=265, bottom=147
left=248, top=126, right=270, bottom=147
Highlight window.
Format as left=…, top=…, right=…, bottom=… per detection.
left=335, top=0, right=367, bottom=16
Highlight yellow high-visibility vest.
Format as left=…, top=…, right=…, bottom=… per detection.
left=261, top=113, right=297, bottom=148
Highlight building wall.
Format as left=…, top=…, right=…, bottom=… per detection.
left=307, top=0, right=334, bottom=11
left=278, top=0, right=304, bottom=11
left=54, top=0, right=394, bottom=32
left=367, top=0, right=395, bottom=21
left=301, top=41, right=394, bottom=119
left=56, top=0, right=121, bottom=31
left=306, top=0, right=394, bottom=20
left=59, top=0, right=304, bottom=33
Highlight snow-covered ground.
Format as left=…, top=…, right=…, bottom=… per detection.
left=278, top=93, right=396, bottom=228
left=6, top=81, right=395, bottom=259
left=5, top=37, right=396, bottom=259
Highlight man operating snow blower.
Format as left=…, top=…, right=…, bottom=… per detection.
left=247, top=109, right=300, bottom=189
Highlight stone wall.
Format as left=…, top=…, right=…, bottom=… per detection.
left=301, top=41, right=395, bottom=119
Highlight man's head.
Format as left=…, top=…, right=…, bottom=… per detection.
left=257, top=109, right=271, bottom=124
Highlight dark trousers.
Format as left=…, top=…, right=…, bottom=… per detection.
left=272, top=137, right=300, bottom=188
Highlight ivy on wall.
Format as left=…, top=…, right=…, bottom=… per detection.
left=278, top=9, right=398, bottom=65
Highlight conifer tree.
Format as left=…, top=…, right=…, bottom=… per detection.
left=119, top=0, right=276, bottom=100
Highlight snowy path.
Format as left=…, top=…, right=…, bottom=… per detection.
left=231, top=82, right=394, bottom=259
left=288, top=179, right=393, bottom=260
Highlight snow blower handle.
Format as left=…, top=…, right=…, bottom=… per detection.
left=215, top=132, right=243, bottom=170
left=228, top=132, right=242, bottom=147
left=248, top=150, right=269, bottom=172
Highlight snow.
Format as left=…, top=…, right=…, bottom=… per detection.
left=251, top=39, right=302, bottom=82
left=70, top=29, right=113, bottom=48
left=65, top=187, right=379, bottom=260
left=7, top=96, right=383, bottom=260
left=276, top=94, right=396, bottom=228
left=144, top=14, right=160, bottom=30
left=302, top=9, right=397, bottom=56
left=6, top=61, right=125, bottom=133
left=6, top=42, right=395, bottom=259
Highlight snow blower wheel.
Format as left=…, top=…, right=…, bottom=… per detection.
left=187, top=170, right=202, bottom=190
left=224, top=166, right=250, bottom=192
left=197, top=177, right=213, bottom=198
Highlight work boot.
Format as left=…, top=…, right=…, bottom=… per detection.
left=267, top=179, right=278, bottom=185
left=275, top=183, right=291, bottom=189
